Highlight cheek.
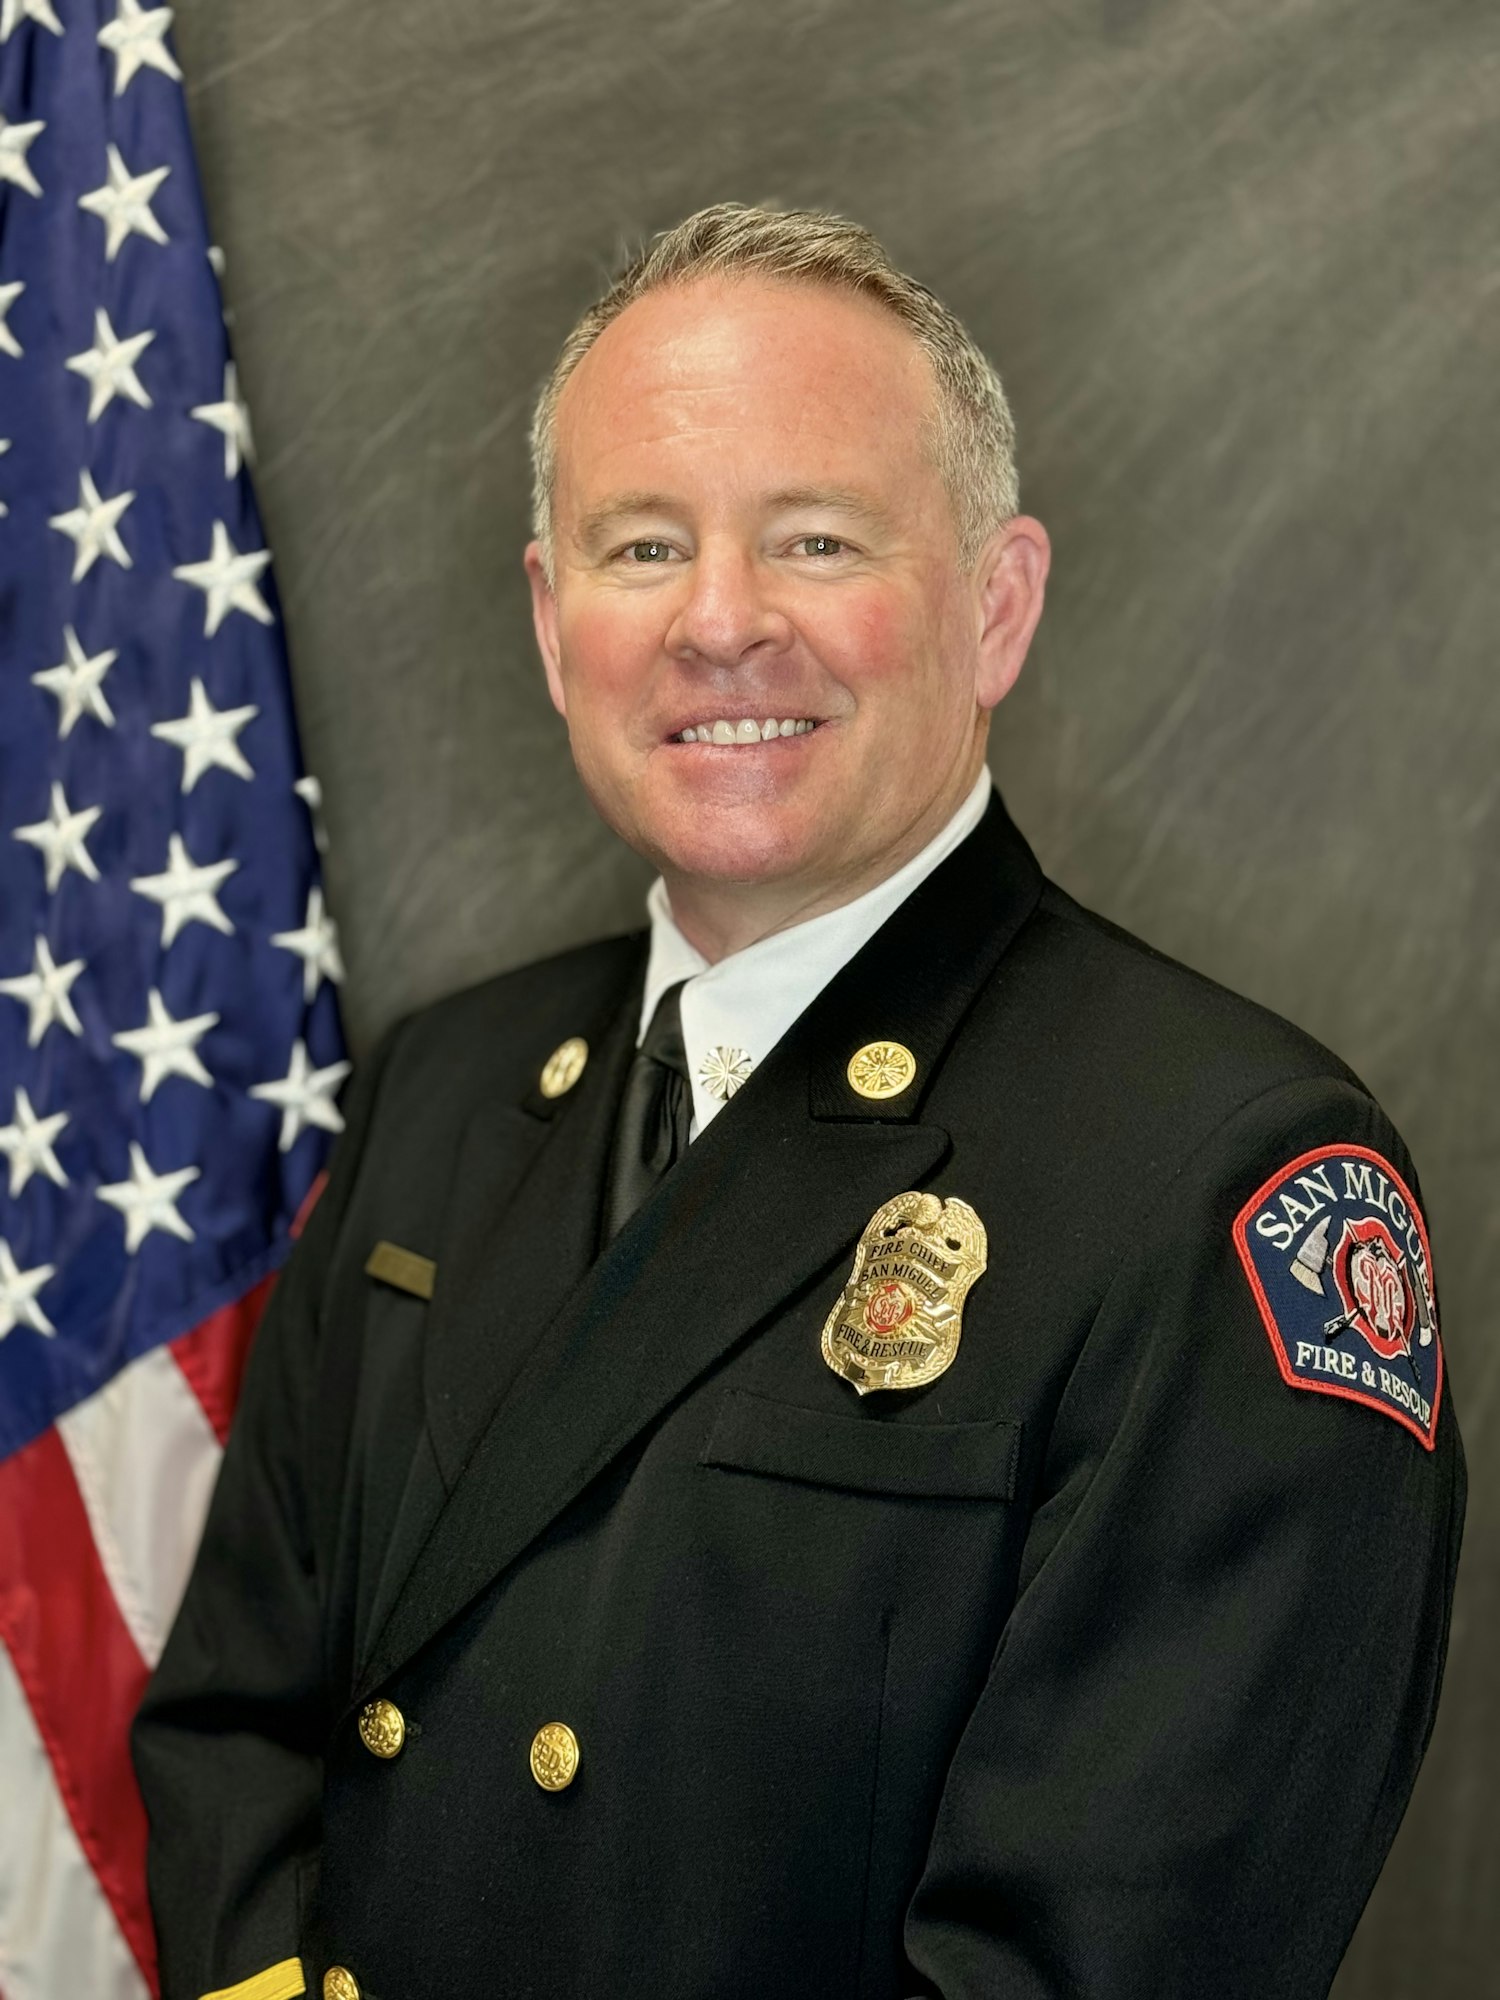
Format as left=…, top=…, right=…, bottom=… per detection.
left=806, top=586, right=952, bottom=703
left=558, top=596, right=660, bottom=713
left=802, top=593, right=911, bottom=690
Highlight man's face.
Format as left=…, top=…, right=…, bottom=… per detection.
left=528, top=275, right=1043, bottom=925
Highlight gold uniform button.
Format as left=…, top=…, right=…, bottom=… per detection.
left=357, top=1697, right=405, bottom=1760
left=530, top=1721, right=580, bottom=1791
left=540, top=1036, right=589, bottom=1099
left=847, top=1040, right=917, bottom=1100
left=323, top=1969, right=361, bottom=2000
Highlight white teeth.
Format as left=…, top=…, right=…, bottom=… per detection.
left=676, top=718, right=817, bottom=744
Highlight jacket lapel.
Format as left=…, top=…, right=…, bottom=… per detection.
left=358, top=940, right=643, bottom=1659
left=420, top=950, right=644, bottom=1489
left=356, top=793, right=1043, bottom=1701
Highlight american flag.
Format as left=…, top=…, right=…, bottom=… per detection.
left=0, top=6, right=348, bottom=1994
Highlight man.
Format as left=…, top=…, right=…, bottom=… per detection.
left=134, top=204, right=1464, bottom=2000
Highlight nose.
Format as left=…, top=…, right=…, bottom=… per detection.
left=663, top=543, right=794, bottom=669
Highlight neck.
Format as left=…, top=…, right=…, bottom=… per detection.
left=661, top=750, right=988, bottom=963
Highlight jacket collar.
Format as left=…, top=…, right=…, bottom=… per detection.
left=800, top=787, right=1041, bottom=1122
left=640, top=767, right=994, bottom=1136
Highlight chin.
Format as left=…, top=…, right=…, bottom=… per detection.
left=638, top=801, right=821, bottom=890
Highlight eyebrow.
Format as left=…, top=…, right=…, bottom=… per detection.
left=573, top=493, right=684, bottom=553
left=761, top=486, right=891, bottom=526
left=572, top=485, right=892, bottom=552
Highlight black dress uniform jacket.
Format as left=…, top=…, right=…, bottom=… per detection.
left=133, top=794, right=1465, bottom=2000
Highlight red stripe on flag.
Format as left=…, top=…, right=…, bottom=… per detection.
left=170, top=1175, right=325, bottom=1450
left=0, top=1432, right=159, bottom=1992
left=169, top=1274, right=278, bottom=1449
left=291, top=1168, right=328, bottom=1239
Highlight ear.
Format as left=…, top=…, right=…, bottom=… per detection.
left=973, top=516, right=1051, bottom=712
left=525, top=541, right=567, bottom=717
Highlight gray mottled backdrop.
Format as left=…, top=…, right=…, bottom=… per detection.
left=174, top=0, right=1496, bottom=1989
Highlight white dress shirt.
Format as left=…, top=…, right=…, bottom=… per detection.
left=638, top=767, right=993, bottom=1137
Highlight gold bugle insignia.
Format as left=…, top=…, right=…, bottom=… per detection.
left=364, top=1240, right=437, bottom=1301
left=539, top=1036, right=589, bottom=1099
left=847, top=1040, right=916, bottom=1100
left=822, top=1191, right=987, bottom=1395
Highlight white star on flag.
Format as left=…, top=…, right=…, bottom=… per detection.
left=0, top=279, right=24, bottom=357
left=0, top=1240, right=55, bottom=1341
left=32, top=625, right=118, bottom=736
left=1, top=0, right=62, bottom=38
left=0, top=1087, right=69, bottom=1197
left=0, top=437, right=9, bottom=518
left=190, top=362, right=254, bottom=478
left=0, top=936, right=85, bottom=1046
left=271, top=884, right=345, bottom=1001
left=206, top=243, right=233, bottom=324
left=294, top=775, right=331, bottom=854
left=97, top=0, right=182, bottom=96
left=151, top=677, right=258, bottom=790
left=48, top=470, right=135, bottom=580
left=13, top=781, right=102, bottom=894
left=172, top=520, right=273, bottom=636
left=78, top=144, right=171, bottom=262
left=66, top=308, right=155, bottom=423
left=96, top=1142, right=199, bottom=1253
left=251, top=1040, right=351, bottom=1152
left=0, top=113, right=45, bottom=198
left=111, top=989, right=218, bottom=1101
left=130, top=832, right=238, bottom=946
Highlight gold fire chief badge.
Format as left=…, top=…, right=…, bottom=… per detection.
left=822, top=1191, right=988, bottom=1395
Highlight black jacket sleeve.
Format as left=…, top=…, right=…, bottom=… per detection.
left=131, top=1022, right=405, bottom=2000
left=904, top=1075, right=1465, bottom=2000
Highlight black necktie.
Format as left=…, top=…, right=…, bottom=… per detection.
left=602, top=981, right=693, bottom=1243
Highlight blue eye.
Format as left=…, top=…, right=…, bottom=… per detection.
left=628, top=540, right=671, bottom=563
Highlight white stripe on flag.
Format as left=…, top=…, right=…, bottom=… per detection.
left=0, top=1641, right=152, bottom=2000
left=58, top=1345, right=224, bottom=1671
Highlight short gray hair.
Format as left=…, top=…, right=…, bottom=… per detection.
left=529, top=202, right=1019, bottom=584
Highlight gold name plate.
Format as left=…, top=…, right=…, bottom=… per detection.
left=364, top=1239, right=437, bottom=1301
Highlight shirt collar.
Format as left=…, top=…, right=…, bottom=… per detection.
left=639, top=767, right=993, bottom=1136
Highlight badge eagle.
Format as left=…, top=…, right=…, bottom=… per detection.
left=822, top=1191, right=987, bottom=1395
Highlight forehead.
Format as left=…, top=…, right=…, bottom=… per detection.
left=553, top=275, right=940, bottom=497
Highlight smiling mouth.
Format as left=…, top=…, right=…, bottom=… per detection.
left=670, top=717, right=822, bottom=745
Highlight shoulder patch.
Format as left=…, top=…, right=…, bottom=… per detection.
left=1233, top=1143, right=1441, bottom=1449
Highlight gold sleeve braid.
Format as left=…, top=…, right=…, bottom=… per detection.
left=199, top=1958, right=306, bottom=2000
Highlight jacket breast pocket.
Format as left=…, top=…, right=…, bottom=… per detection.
left=699, top=1387, right=1021, bottom=1502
